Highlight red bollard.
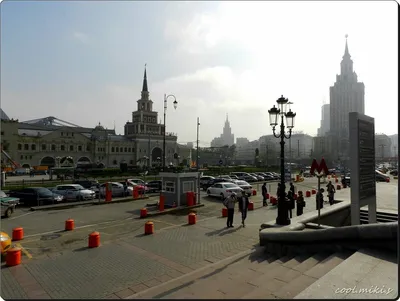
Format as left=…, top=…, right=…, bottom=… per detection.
left=222, top=207, right=228, bottom=217
left=271, top=197, right=277, bottom=205
left=306, top=191, right=311, bottom=198
left=12, top=227, right=24, bottom=241
left=187, top=192, right=194, bottom=207
left=266, top=193, right=270, bottom=199
left=88, top=232, right=100, bottom=248
left=336, top=184, right=341, bottom=190
left=335, top=178, right=339, bottom=183
left=140, top=208, right=147, bottom=218
left=159, top=195, right=165, bottom=211
left=188, top=213, right=196, bottom=225
left=6, top=248, right=21, bottom=267
left=252, top=189, right=257, bottom=196
left=311, top=189, right=316, bottom=195
left=248, top=202, right=254, bottom=211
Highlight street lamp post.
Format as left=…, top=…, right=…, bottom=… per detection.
left=268, top=95, right=296, bottom=226
left=163, top=94, right=178, bottom=171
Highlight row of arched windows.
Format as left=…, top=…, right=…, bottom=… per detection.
left=17, top=143, right=88, bottom=152
left=111, top=147, right=133, bottom=153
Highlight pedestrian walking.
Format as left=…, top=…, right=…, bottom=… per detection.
left=290, top=182, right=295, bottom=195
left=287, top=190, right=295, bottom=218
left=238, top=190, right=250, bottom=227
left=296, top=191, right=305, bottom=216
left=223, top=192, right=237, bottom=228
left=316, top=188, right=324, bottom=210
left=262, top=182, right=268, bottom=206
left=326, top=181, right=336, bottom=205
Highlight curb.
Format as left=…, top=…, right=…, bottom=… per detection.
left=30, top=196, right=150, bottom=211
left=144, top=204, right=205, bottom=217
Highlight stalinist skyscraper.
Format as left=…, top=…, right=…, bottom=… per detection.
left=329, top=35, right=365, bottom=160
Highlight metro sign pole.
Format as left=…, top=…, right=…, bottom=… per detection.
left=310, top=158, right=329, bottom=226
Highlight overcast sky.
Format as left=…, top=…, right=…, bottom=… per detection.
left=1, top=1, right=398, bottom=146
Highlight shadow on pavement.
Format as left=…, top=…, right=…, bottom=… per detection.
left=73, top=246, right=89, bottom=252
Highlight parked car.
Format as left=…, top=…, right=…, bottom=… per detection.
left=344, top=170, right=390, bottom=187
left=146, top=180, right=162, bottom=192
left=218, top=175, right=232, bottom=180
left=232, top=180, right=253, bottom=196
left=203, top=178, right=235, bottom=191
left=200, top=176, right=215, bottom=187
left=258, top=172, right=275, bottom=181
left=249, top=173, right=265, bottom=181
left=8, top=187, right=63, bottom=206
left=73, top=179, right=99, bottom=189
left=92, top=182, right=134, bottom=197
left=389, top=169, right=398, bottom=176
left=0, top=190, right=19, bottom=218
left=128, top=179, right=146, bottom=186
left=244, top=174, right=258, bottom=182
left=230, top=174, right=239, bottom=180
left=53, top=184, right=96, bottom=201
left=120, top=181, right=149, bottom=194
left=206, top=182, right=243, bottom=200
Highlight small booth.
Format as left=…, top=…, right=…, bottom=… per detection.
left=159, top=172, right=200, bottom=207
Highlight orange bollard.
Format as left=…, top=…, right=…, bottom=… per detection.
left=88, top=231, right=100, bottom=248
left=252, top=189, right=257, bottom=196
left=248, top=201, right=254, bottom=211
left=222, top=207, right=228, bottom=217
left=140, top=208, right=147, bottom=218
left=311, top=189, right=316, bottom=195
left=65, top=219, right=74, bottom=231
left=188, top=213, right=196, bottom=225
left=6, top=248, right=21, bottom=267
left=305, top=191, right=311, bottom=197
left=144, top=221, right=154, bottom=235
left=336, top=184, right=341, bottom=190
left=12, top=227, right=24, bottom=241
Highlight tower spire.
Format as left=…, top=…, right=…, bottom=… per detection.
left=343, top=34, right=350, bottom=58
left=142, top=63, right=148, bottom=92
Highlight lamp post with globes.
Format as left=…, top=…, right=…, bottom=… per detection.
left=268, top=95, right=296, bottom=226
left=163, top=94, right=178, bottom=171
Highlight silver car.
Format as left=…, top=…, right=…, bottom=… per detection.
left=53, top=184, right=95, bottom=201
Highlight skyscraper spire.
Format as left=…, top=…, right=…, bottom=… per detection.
left=226, top=113, right=228, bottom=121
left=142, top=64, right=148, bottom=92
left=343, top=34, right=350, bottom=58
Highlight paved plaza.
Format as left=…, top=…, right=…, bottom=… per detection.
left=0, top=178, right=397, bottom=299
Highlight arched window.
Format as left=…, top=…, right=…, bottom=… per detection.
left=41, top=144, right=46, bottom=151
left=124, top=147, right=127, bottom=152
left=111, top=147, right=115, bottom=152
left=78, top=145, right=82, bottom=151
left=69, top=145, right=74, bottom=151
left=24, top=144, right=29, bottom=150
left=61, top=145, right=65, bottom=151
left=18, top=144, right=22, bottom=150
left=51, top=144, right=56, bottom=151
left=31, top=144, right=36, bottom=151
left=128, top=148, right=131, bottom=152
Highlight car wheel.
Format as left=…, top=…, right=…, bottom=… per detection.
left=4, top=208, right=12, bottom=218
left=220, top=193, right=225, bottom=201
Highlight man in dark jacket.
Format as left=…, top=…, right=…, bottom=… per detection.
left=262, top=182, right=268, bottom=206
left=238, top=190, right=250, bottom=227
left=290, top=182, right=295, bottom=195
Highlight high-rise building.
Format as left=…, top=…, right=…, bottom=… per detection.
left=329, top=35, right=365, bottom=159
left=317, top=104, right=330, bottom=137
left=210, top=114, right=234, bottom=147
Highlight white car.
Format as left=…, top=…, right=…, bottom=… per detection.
left=206, top=182, right=243, bottom=200
left=53, top=184, right=95, bottom=201
left=95, top=182, right=134, bottom=197
left=128, top=179, right=146, bottom=185
left=218, top=175, right=232, bottom=180
left=232, top=180, right=253, bottom=196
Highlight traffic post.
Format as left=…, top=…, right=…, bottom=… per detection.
left=310, top=158, right=329, bottom=226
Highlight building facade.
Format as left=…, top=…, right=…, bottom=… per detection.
left=329, top=36, right=365, bottom=160
left=0, top=67, right=178, bottom=169
left=210, top=114, right=234, bottom=147
left=317, top=104, right=330, bottom=137
left=375, top=134, right=392, bottom=160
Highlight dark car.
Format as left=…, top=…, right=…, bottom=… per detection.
left=202, top=178, right=234, bottom=191
left=146, top=180, right=162, bottom=192
left=73, top=179, right=99, bottom=189
left=389, top=170, right=398, bottom=176
left=8, top=187, right=64, bottom=206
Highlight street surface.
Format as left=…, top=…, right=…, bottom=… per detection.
left=0, top=177, right=397, bottom=299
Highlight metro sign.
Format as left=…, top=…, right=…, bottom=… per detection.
left=310, top=158, right=329, bottom=176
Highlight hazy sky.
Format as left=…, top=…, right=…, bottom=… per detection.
left=1, top=1, right=398, bottom=146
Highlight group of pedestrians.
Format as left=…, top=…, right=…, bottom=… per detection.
left=223, top=180, right=337, bottom=228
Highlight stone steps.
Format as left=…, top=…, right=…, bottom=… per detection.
left=141, top=248, right=354, bottom=299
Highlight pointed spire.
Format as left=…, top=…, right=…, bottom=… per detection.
left=226, top=113, right=228, bottom=121
left=142, top=64, right=148, bottom=92
left=343, top=34, right=350, bottom=58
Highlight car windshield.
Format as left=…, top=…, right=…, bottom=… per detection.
left=37, top=188, right=53, bottom=197
left=74, top=185, right=85, bottom=190
left=0, top=191, right=7, bottom=198
left=237, top=181, right=247, bottom=185
left=223, top=183, right=237, bottom=188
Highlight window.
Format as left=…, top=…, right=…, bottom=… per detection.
left=30, top=155, right=32, bottom=159
left=24, top=144, right=29, bottom=150
left=164, top=181, right=175, bottom=193
left=78, top=145, right=82, bottom=151
left=20, top=155, right=23, bottom=159
left=18, top=144, right=22, bottom=150
left=86, top=145, right=91, bottom=151
left=51, top=144, right=56, bottom=151
left=1, top=131, right=4, bottom=135
left=61, top=132, right=63, bottom=136
left=111, top=147, right=114, bottom=152
left=41, top=144, right=46, bottom=151
left=130, top=160, right=133, bottom=164
left=31, top=144, right=36, bottom=151
left=72, top=133, right=74, bottom=137
left=61, top=145, right=65, bottom=151
left=182, top=181, right=194, bottom=193
left=113, top=160, right=117, bottom=165
left=70, top=145, right=74, bottom=151
left=124, top=147, right=127, bottom=152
